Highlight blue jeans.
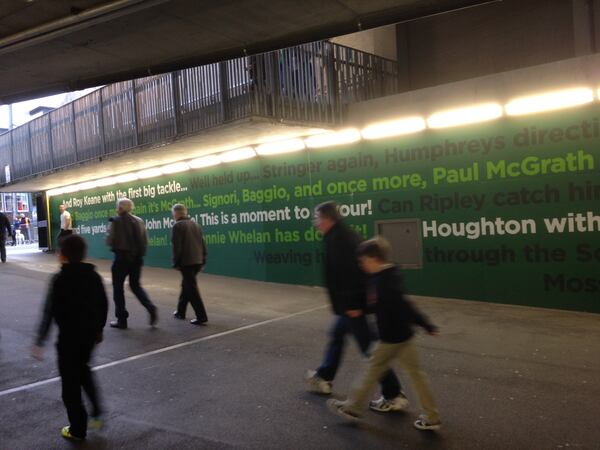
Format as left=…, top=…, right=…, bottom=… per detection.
left=317, top=315, right=402, bottom=399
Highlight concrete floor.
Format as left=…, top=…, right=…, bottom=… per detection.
left=0, top=247, right=599, bottom=450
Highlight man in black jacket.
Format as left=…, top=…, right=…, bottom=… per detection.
left=0, top=211, right=13, bottom=263
left=171, top=203, right=208, bottom=325
left=328, top=237, right=441, bottom=431
left=32, top=235, right=108, bottom=440
left=106, top=198, right=157, bottom=329
left=305, top=202, right=406, bottom=412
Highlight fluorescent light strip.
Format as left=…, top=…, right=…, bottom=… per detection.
left=161, top=162, right=190, bottom=174
left=219, top=147, right=256, bottom=162
left=304, top=129, right=361, bottom=148
left=255, top=138, right=305, bottom=155
left=427, top=103, right=503, bottom=129
left=137, top=168, right=163, bottom=179
left=189, top=155, right=221, bottom=168
left=115, top=173, right=139, bottom=183
left=505, top=87, right=594, bottom=116
left=361, top=117, right=426, bottom=139
left=96, top=177, right=116, bottom=187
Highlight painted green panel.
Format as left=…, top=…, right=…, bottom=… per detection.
left=49, top=104, right=600, bottom=312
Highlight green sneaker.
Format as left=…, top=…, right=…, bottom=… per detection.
left=61, top=426, right=84, bottom=440
left=89, top=416, right=104, bottom=431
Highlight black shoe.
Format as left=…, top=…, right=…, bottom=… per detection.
left=173, top=311, right=185, bottom=320
left=149, top=309, right=158, bottom=327
left=190, top=319, right=207, bottom=326
left=110, top=320, right=127, bottom=329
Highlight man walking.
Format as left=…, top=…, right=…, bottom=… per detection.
left=171, top=204, right=208, bottom=325
left=106, top=198, right=157, bottom=329
left=58, top=204, right=73, bottom=244
left=305, top=201, right=408, bottom=412
left=0, top=211, right=13, bottom=263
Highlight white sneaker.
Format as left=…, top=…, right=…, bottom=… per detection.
left=304, top=370, right=332, bottom=395
left=369, top=393, right=410, bottom=412
left=414, top=414, right=441, bottom=431
left=326, top=399, right=361, bottom=423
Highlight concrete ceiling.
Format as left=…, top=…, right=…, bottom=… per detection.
left=0, top=0, right=498, bottom=104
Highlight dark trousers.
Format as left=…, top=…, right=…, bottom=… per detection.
left=177, top=265, right=208, bottom=321
left=0, top=239, right=6, bottom=262
left=112, top=256, right=155, bottom=321
left=57, top=340, right=102, bottom=438
left=317, top=315, right=402, bottom=399
left=57, top=229, right=73, bottom=246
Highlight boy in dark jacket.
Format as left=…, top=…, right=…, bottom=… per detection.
left=32, top=234, right=108, bottom=440
left=327, top=237, right=441, bottom=431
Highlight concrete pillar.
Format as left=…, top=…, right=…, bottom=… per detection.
left=330, top=25, right=397, bottom=60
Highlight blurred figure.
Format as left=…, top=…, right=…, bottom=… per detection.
left=171, top=203, right=208, bottom=325
left=106, top=198, right=157, bottom=329
left=19, top=214, right=31, bottom=243
left=327, top=237, right=441, bottom=431
left=58, top=204, right=73, bottom=244
left=32, top=235, right=108, bottom=440
left=0, top=211, right=13, bottom=262
left=12, top=217, right=20, bottom=246
left=305, top=202, right=406, bottom=412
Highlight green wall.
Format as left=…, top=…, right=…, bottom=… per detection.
left=49, top=105, right=600, bottom=312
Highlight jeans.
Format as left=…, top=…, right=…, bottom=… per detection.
left=0, top=239, right=6, bottom=262
left=176, top=265, right=208, bottom=321
left=111, top=256, right=155, bottom=321
left=57, top=339, right=102, bottom=438
left=317, top=315, right=402, bottom=399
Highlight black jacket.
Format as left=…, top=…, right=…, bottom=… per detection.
left=0, top=212, right=12, bottom=241
left=172, top=217, right=207, bottom=267
left=368, top=266, right=437, bottom=343
left=35, top=263, right=108, bottom=347
left=323, top=221, right=366, bottom=315
left=106, top=213, right=147, bottom=258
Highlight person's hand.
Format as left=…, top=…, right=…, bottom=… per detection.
left=31, top=345, right=44, bottom=361
left=95, top=332, right=104, bottom=344
left=199, top=264, right=205, bottom=272
left=345, top=309, right=363, bottom=318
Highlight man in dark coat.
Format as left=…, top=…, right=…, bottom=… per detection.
left=171, top=203, right=208, bottom=325
left=106, top=198, right=157, bottom=329
left=305, top=201, right=407, bottom=413
left=0, top=211, right=13, bottom=263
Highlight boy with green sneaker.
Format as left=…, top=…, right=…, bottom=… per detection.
left=32, top=235, right=108, bottom=440
left=327, top=237, right=441, bottom=431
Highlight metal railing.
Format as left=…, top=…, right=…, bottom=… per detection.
left=0, top=41, right=400, bottom=185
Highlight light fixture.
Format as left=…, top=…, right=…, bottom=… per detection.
left=136, top=168, right=163, bottom=179
left=61, top=185, right=80, bottom=194
left=361, top=117, right=426, bottom=139
left=189, top=155, right=221, bottom=168
left=47, top=188, right=64, bottom=197
left=96, top=177, right=116, bottom=187
left=427, top=103, right=503, bottom=129
left=505, top=87, right=594, bottom=116
left=161, top=162, right=190, bottom=174
left=219, top=147, right=256, bottom=162
left=76, top=181, right=98, bottom=191
left=304, top=129, right=361, bottom=148
left=255, top=138, right=305, bottom=155
left=114, top=173, right=139, bottom=183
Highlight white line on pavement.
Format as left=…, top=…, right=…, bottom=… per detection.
left=0, top=304, right=327, bottom=398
